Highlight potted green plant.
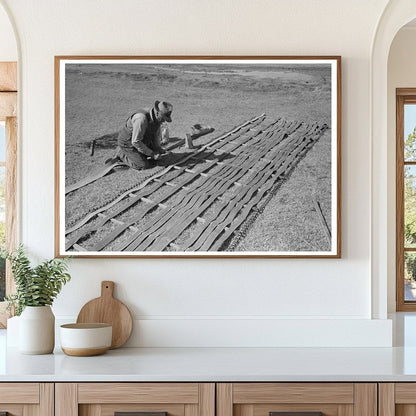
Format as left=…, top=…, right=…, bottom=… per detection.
left=4, top=246, right=71, bottom=354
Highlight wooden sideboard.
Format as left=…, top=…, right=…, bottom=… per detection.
left=2, top=382, right=416, bottom=416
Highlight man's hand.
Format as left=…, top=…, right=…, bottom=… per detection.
left=153, top=153, right=161, bottom=161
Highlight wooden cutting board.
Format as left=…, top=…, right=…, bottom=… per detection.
left=76, top=281, right=133, bottom=349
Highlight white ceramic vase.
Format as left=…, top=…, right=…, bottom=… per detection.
left=19, top=306, right=55, bottom=354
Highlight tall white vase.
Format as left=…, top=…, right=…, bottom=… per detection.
left=19, top=306, right=55, bottom=354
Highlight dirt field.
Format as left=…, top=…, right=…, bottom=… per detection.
left=64, top=62, right=333, bottom=253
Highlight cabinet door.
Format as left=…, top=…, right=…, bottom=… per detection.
left=379, top=383, right=416, bottom=416
left=0, top=383, right=53, bottom=416
left=217, top=383, right=377, bottom=416
left=55, top=383, right=215, bottom=416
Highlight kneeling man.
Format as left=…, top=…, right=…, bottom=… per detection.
left=112, top=100, right=173, bottom=170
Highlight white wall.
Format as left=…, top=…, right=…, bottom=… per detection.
left=387, top=26, right=416, bottom=312
left=0, top=0, right=393, bottom=347
left=0, top=3, right=16, bottom=61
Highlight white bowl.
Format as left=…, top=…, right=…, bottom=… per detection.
left=60, top=323, right=112, bottom=356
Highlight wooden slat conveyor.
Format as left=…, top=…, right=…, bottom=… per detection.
left=65, top=115, right=327, bottom=252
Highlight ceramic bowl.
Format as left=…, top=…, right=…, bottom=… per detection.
left=60, top=323, right=112, bottom=356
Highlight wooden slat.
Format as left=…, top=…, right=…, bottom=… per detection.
left=313, top=198, right=331, bottom=244
left=216, top=384, right=233, bottom=416
left=210, top=130, right=321, bottom=251
left=199, top=384, right=215, bottom=416
left=66, top=162, right=125, bottom=194
left=379, top=383, right=395, bottom=416
left=0, top=62, right=17, bottom=91
left=55, top=383, right=78, bottom=416
left=232, top=383, right=353, bottom=404
left=183, top=126, right=298, bottom=250
left=90, top=163, right=217, bottom=251
left=0, top=383, right=39, bottom=403
left=78, top=383, right=199, bottom=404
left=354, top=384, right=377, bottom=416
left=139, top=124, right=289, bottom=251
left=395, top=383, right=416, bottom=403
left=93, top=141, right=239, bottom=251
left=0, top=92, right=16, bottom=120
left=147, top=174, right=243, bottom=250
left=208, top=173, right=284, bottom=251
left=145, top=169, right=244, bottom=251
left=65, top=165, right=180, bottom=245
left=161, top=127, right=288, bottom=251
left=136, top=122, right=315, bottom=251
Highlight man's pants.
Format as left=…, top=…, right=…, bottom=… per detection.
left=116, top=146, right=153, bottom=170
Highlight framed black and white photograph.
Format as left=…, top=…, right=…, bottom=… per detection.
left=55, top=56, right=341, bottom=258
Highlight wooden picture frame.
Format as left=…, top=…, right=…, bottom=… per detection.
left=55, top=56, right=341, bottom=258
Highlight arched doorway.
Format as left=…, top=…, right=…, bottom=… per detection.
left=371, top=0, right=416, bottom=318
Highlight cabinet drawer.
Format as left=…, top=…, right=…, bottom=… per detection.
left=56, top=383, right=215, bottom=416
left=0, top=383, right=53, bottom=415
left=217, top=383, right=376, bottom=416
left=379, top=383, right=416, bottom=415
left=78, top=383, right=200, bottom=404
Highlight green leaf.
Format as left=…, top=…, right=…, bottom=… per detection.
left=5, top=245, right=71, bottom=315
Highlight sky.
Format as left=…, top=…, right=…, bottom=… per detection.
left=405, top=104, right=416, bottom=139
left=0, top=123, right=4, bottom=161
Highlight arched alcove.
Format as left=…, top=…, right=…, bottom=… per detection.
left=371, top=0, right=416, bottom=319
left=387, top=20, right=416, bottom=313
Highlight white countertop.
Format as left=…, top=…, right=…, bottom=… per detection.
left=2, top=345, right=416, bottom=382
left=2, top=313, right=416, bottom=382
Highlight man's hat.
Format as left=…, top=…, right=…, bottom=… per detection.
left=155, top=100, right=173, bottom=123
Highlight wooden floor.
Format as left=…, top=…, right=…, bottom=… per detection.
left=66, top=115, right=327, bottom=252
